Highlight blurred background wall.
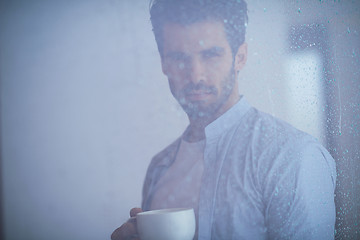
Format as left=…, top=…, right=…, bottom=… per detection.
left=0, top=0, right=359, bottom=239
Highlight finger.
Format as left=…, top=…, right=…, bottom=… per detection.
left=111, top=222, right=137, bottom=240
left=130, top=208, right=142, bottom=217
left=127, top=216, right=136, bottom=224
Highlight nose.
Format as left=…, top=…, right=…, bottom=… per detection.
left=188, top=57, right=205, bottom=84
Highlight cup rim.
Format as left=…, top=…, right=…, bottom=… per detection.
left=137, top=208, right=193, bottom=216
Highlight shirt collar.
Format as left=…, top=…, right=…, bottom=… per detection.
left=155, top=97, right=251, bottom=168
left=205, top=96, right=251, bottom=140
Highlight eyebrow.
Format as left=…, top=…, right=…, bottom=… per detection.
left=201, top=46, right=226, bottom=56
left=164, top=46, right=226, bottom=59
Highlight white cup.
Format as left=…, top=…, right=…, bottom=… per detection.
left=136, top=208, right=195, bottom=240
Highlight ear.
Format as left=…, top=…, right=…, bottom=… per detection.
left=234, top=43, right=248, bottom=72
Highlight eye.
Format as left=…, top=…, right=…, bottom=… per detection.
left=203, top=51, right=221, bottom=59
left=201, top=47, right=225, bottom=60
left=166, top=52, right=188, bottom=62
left=164, top=52, right=190, bottom=70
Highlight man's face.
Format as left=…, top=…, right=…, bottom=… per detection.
left=161, top=20, right=242, bottom=120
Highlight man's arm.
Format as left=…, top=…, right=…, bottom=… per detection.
left=264, top=143, right=336, bottom=239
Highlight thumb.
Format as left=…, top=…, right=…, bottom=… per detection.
left=130, top=208, right=143, bottom=217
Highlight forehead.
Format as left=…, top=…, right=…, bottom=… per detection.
left=162, top=20, right=229, bottom=54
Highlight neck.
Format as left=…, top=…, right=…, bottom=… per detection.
left=184, top=94, right=240, bottom=142
left=182, top=122, right=206, bottom=142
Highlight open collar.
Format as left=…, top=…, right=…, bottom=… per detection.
left=205, top=96, right=252, bottom=141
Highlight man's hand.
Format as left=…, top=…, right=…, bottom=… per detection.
left=111, top=208, right=143, bottom=240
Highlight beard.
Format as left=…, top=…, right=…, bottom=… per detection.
left=170, top=66, right=236, bottom=120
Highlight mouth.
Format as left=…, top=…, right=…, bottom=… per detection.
left=182, top=83, right=217, bottom=102
left=185, top=90, right=213, bottom=101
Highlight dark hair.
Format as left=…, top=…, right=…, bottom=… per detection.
left=149, top=0, right=248, bottom=58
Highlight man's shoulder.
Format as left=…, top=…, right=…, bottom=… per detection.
left=240, top=107, right=315, bottom=147
left=240, top=108, right=335, bottom=175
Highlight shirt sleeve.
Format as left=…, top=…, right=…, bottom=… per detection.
left=264, top=141, right=336, bottom=239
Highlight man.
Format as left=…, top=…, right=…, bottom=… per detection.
left=112, top=0, right=336, bottom=239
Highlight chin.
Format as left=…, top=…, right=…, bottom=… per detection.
left=182, top=103, right=217, bottom=119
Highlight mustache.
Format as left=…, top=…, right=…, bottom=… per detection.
left=183, top=83, right=217, bottom=95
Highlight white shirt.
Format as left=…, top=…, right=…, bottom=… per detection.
left=143, top=97, right=336, bottom=239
